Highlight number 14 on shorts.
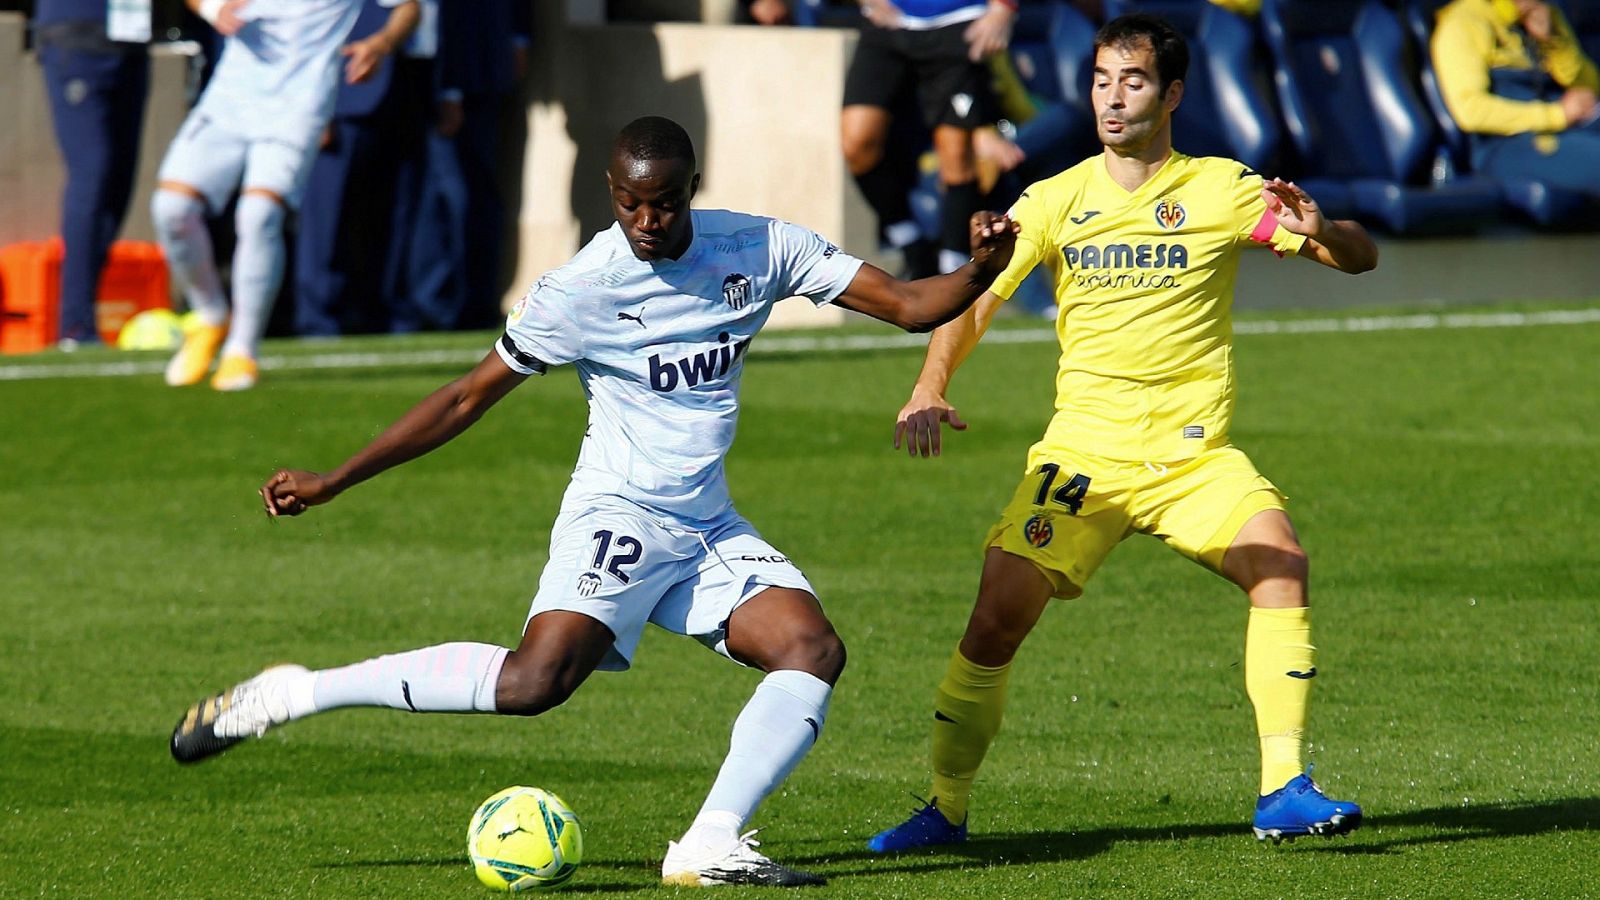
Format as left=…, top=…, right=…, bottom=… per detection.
left=1032, top=463, right=1091, bottom=515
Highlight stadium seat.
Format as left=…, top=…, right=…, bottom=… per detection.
left=1104, top=0, right=1284, bottom=173
left=1009, top=1, right=1097, bottom=107
left=1260, top=0, right=1503, bottom=234
left=1405, top=0, right=1598, bottom=228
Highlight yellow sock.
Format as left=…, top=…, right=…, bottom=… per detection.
left=928, top=648, right=1011, bottom=825
left=1245, top=606, right=1315, bottom=795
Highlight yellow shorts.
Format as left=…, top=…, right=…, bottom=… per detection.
left=983, top=443, right=1286, bottom=598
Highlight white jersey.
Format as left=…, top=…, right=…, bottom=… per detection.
left=497, top=209, right=865, bottom=526
left=195, top=0, right=408, bottom=140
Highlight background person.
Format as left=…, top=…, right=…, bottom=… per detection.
left=151, top=0, right=418, bottom=391
left=34, top=0, right=151, bottom=349
left=1433, top=0, right=1600, bottom=197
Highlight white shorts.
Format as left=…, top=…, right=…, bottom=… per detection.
left=526, top=500, right=816, bottom=671
left=156, top=107, right=320, bottom=211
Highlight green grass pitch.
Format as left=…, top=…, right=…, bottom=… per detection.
left=3, top=306, right=1598, bottom=898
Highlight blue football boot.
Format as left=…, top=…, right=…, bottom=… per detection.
left=1253, top=770, right=1363, bottom=843
left=866, top=797, right=968, bottom=853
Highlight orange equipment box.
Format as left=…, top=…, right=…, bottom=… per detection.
left=0, top=238, right=171, bottom=353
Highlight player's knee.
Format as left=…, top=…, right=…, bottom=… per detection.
left=150, top=189, right=204, bottom=241
left=841, top=131, right=884, bottom=176
left=963, top=605, right=1029, bottom=662
left=493, top=654, right=580, bottom=717
left=1255, top=541, right=1309, bottom=584
left=769, top=625, right=846, bottom=685
left=234, top=193, right=286, bottom=244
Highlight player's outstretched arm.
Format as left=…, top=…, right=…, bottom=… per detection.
left=894, top=290, right=1004, bottom=457
left=833, top=211, right=1019, bottom=333
left=1262, top=179, right=1379, bottom=274
left=261, top=351, right=528, bottom=517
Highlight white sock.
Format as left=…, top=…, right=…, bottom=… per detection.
left=296, top=642, right=508, bottom=719
left=686, top=670, right=831, bottom=843
left=222, top=193, right=287, bottom=359
left=150, top=189, right=227, bottom=327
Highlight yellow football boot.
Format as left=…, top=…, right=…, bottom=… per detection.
left=211, top=353, right=259, bottom=392
left=163, top=322, right=226, bottom=386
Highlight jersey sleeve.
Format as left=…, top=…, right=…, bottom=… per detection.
left=497, top=275, right=584, bottom=375
left=769, top=220, right=866, bottom=307
left=987, top=185, right=1051, bottom=302
left=1232, top=168, right=1309, bottom=258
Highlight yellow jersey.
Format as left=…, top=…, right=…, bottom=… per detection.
left=988, top=151, right=1307, bottom=462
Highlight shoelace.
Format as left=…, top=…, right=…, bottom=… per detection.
left=728, top=830, right=767, bottom=860
left=217, top=680, right=282, bottom=738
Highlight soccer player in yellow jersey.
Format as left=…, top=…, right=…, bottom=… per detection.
left=867, top=14, right=1380, bottom=851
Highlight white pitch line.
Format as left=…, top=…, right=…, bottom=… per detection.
left=2, top=307, right=1597, bottom=382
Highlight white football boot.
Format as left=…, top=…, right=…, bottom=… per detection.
left=661, top=830, right=825, bottom=887
left=170, top=664, right=307, bottom=763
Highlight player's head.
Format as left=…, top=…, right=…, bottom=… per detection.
left=1091, top=14, right=1187, bottom=154
left=607, top=116, right=701, bottom=261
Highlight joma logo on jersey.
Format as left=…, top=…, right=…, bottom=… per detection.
left=1155, top=198, right=1186, bottom=230
left=722, top=273, right=751, bottom=310
left=1062, top=243, right=1189, bottom=269
left=649, top=332, right=753, bottom=392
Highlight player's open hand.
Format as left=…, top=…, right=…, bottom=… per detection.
left=208, top=0, right=248, bottom=36
left=969, top=211, right=1019, bottom=278
left=861, top=0, right=904, bottom=28
left=260, top=469, right=335, bottom=518
left=1261, top=179, right=1327, bottom=239
left=894, top=384, right=968, bottom=458
left=964, top=4, right=1016, bottom=61
left=341, top=36, right=391, bottom=84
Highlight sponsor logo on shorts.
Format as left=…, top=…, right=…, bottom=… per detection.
left=737, top=554, right=790, bottom=564
left=1023, top=514, right=1054, bottom=548
left=576, top=572, right=601, bottom=597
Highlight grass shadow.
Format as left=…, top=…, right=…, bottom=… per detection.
left=790, top=798, right=1600, bottom=877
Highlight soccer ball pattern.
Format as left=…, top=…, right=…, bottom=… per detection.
left=467, top=786, right=583, bottom=891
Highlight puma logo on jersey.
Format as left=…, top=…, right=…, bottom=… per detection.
left=648, top=331, right=753, bottom=392
left=617, top=310, right=646, bottom=328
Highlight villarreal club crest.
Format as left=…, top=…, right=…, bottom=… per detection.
left=1154, top=197, right=1186, bottom=230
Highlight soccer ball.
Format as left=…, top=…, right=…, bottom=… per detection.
left=467, top=786, right=583, bottom=891
left=116, top=308, right=184, bottom=351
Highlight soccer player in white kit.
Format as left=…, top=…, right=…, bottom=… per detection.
left=169, top=117, right=1019, bottom=886
left=152, top=0, right=419, bottom=391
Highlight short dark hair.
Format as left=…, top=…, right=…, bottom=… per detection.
left=1093, top=14, right=1189, bottom=95
left=613, top=116, right=696, bottom=167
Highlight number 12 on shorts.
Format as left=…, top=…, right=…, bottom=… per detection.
left=1032, top=463, right=1091, bottom=515
left=590, top=529, right=642, bottom=583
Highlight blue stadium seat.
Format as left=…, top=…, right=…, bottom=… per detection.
left=1406, top=0, right=1598, bottom=228
left=1261, top=0, right=1503, bottom=234
left=1007, top=1, right=1099, bottom=112
left=1104, top=0, right=1284, bottom=173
